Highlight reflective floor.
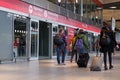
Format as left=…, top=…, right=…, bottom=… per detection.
left=0, top=52, right=120, bottom=80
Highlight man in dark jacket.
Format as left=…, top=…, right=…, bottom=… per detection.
left=99, top=22, right=117, bottom=70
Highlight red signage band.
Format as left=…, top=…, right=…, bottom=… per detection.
left=0, top=0, right=100, bottom=33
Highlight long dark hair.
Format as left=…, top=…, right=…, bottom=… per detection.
left=103, top=22, right=112, bottom=30
left=78, top=29, right=84, bottom=34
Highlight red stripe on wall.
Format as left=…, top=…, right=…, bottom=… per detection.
left=0, top=0, right=100, bottom=33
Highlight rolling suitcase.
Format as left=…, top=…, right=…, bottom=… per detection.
left=90, top=53, right=103, bottom=71
left=77, top=53, right=89, bottom=68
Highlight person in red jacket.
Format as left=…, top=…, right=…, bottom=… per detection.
left=13, top=38, right=19, bottom=57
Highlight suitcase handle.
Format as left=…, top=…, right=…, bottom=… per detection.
left=96, top=49, right=101, bottom=57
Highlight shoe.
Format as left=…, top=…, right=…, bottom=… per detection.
left=57, top=63, right=60, bottom=65
left=61, top=63, right=66, bottom=65
left=109, top=65, right=113, bottom=69
left=104, top=67, right=108, bottom=70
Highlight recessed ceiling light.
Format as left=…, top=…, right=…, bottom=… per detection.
left=76, top=0, right=78, bottom=3
left=96, top=16, right=98, bottom=19
left=58, top=0, right=61, bottom=3
left=109, top=6, right=117, bottom=9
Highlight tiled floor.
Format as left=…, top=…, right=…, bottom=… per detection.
left=0, top=52, right=120, bottom=80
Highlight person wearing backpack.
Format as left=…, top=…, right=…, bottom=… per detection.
left=76, top=29, right=89, bottom=67
left=99, top=22, right=117, bottom=70
left=76, top=29, right=89, bottom=54
left=54, top=28, right=67, bottom=65
left=70, top=33, right=77, bottom=63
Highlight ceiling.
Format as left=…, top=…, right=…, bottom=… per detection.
left=102, top=0, right=120, bottom=4
left=48, top=0, right=120, bottom=30
left=102, top=0, right=120, bottom=30
left=103, top=1, right=120, bottom=9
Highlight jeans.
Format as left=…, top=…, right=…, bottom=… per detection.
left=56, top=45, right=66, bottom=64
left=71, top=49, right=77, bottom=62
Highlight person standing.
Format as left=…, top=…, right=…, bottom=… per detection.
left=70, top=33, right=77, bottom=63
left=54, top=29, right=67, bottom=65
left=76, top=29, right=89, bottom=54
left=13, top=38, right=19, bottom=58
left=99, top=22, right=117, bottom=70
left=18, top=34, right=26, bottom=56
left=76, top=29, right=89, bottom=67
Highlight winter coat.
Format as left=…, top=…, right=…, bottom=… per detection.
left=99, top=27, right=117, bottom=53
left=54, top=34, right=67, bottom=47
left=71, top=36, right=77, bottom=50
left=62, top=34, right=67, bottom=46
left=77, top=33, right=88, bottom=53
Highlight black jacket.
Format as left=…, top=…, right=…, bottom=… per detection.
left=99, top=27, right=117, bottom=53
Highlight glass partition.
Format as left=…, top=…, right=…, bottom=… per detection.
left=47, top=0, right=103, bottom=26
left=30, top=20, right=39, bottom=58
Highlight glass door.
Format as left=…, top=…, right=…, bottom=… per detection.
left=52, top=24, right=58, bottom=58
left=39, top=21, right=51, bottom=59
left=30, top=19, right=39, bottom=60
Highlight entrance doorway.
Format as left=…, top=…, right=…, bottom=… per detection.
left=39, top=21, right=51, bottom=59
left=13, top=15, right=28, bottom=59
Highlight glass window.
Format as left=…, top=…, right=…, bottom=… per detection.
left=31, top=21, right=39, bottom=57
left=47, top=0, right=103, bottom=27
left=75, top=0, right=81, bottom=14
left=82, top=0, right=103, bottom=26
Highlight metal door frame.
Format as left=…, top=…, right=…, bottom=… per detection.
left=29, top=19, right=39, bottom=60
left=51, top=23, right=58, bottom=59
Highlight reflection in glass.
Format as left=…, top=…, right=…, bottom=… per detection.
left=14, top=17, right=27, bottom=57
left=31, top=21, right=38, bottom=57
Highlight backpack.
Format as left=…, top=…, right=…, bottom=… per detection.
left=75, top=38, right=84, bottom=49
left=54, top=34, right=64, bottom=45
left=100, top=32, right=111, bottom=46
